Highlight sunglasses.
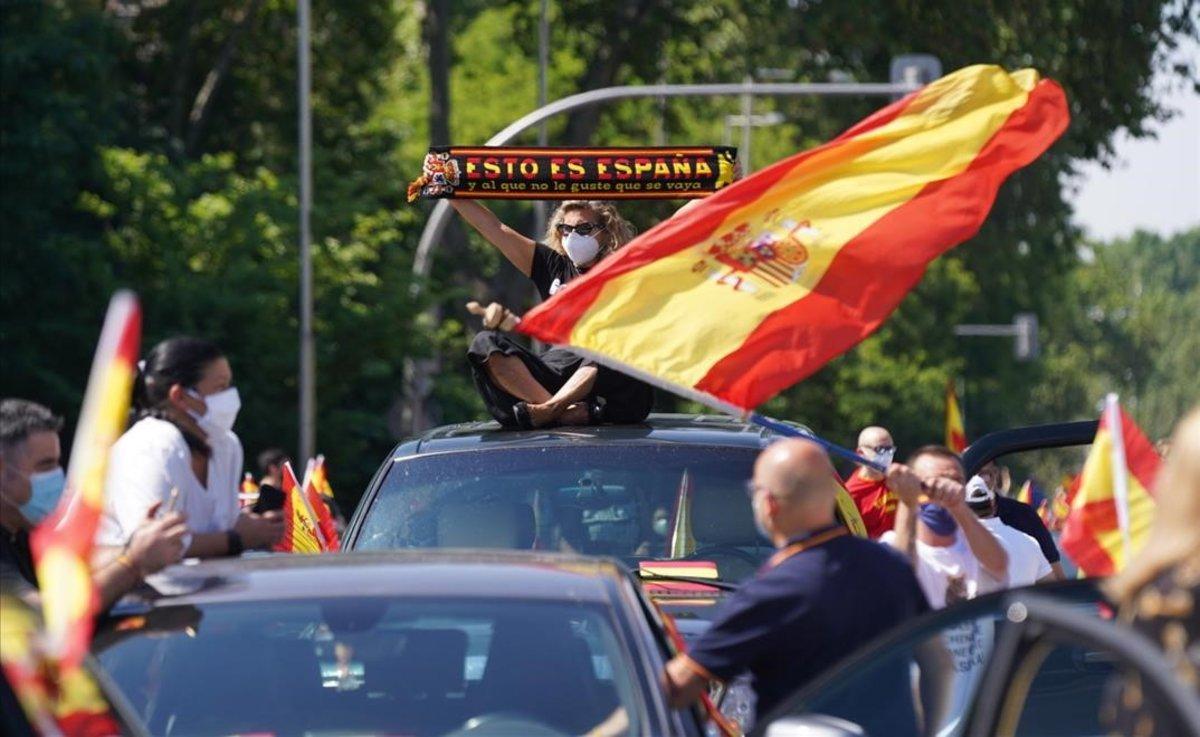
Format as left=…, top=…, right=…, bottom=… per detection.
left=555, top=222, right=604, bottom=236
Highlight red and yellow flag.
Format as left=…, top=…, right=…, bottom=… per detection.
left=273, top=461, right=325, bottom=554
left=31, top=292, right=140, bottom=670
left=517, top=65, right=1068, bottom=411
left=306, top=457, right=341, bottom=552
left=945, top=380, right=968, bottom=453
left=1061, top=398, right=1161, bottom=576
left=239, top=472, right=260, bottom=509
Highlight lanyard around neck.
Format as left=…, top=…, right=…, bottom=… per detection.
left=766, top=526, right=849, bottom=569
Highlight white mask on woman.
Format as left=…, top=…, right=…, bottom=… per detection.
left=563, top=231, right=601, bottom=266
left=188, top=387, right=242, bottom=435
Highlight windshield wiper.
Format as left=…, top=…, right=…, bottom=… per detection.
left=636, top=572, right=739, bottom=592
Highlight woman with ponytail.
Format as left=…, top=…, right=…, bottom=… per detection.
left=98, top=337, right=283, bottom=557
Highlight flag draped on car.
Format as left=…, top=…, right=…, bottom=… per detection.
left=1061, top=396, right=1161, bottom=576
left=517, top=65, right=1069, bottom=412
left=31, top=292, right=141, bottom=670
left=945, top=380, right=968, bottom=453
left=274, top=461, right=325, bottom=554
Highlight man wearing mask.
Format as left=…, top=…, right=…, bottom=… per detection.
left=965, top=475, right=1054, bottom=587
left=663, top=439, right=931, bottom=728
left=844, top=425, right=899, bottom=538
left=1, top=399, right=187, bottom=606
left=881, top=445, right=1009, bottom=608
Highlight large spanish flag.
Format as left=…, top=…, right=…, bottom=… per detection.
left=945, top=380, right=968, bottom=453
left=517, top=65, right=1068, bottom=411
left=31, top=292, right=140, bottom=670
left=306, top=457, right=341, bottom=552
left=1060, top=397, right=1161, bottom=577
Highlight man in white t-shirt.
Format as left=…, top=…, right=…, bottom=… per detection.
left=882, top=446, right=1009, bottom=608
left=965, top=475, right=1054, bottom=589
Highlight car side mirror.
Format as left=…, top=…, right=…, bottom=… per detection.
left=763, top=714, right=867, bottom=737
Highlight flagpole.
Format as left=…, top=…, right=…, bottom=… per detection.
left=1106, top=393, right=1132, bottom=566
left=747, top=414, right=886, bottom=473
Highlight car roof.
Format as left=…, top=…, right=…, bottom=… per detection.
left=118, top=550, right=631, bottom=610
left=393, top=412, right=807, bottom=458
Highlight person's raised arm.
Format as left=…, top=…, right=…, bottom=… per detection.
left=448, top=199, right=536, bottom=276
left=884, top=463, right=924, bottom=562
left=934, top=482, right=1008, bottom=582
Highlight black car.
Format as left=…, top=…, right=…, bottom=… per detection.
left=93, top=551, right=708, bottom=737
left=346, top=413, right=865, bottom=589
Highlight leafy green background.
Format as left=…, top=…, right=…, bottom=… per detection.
left=2, top=0, right=1196, bottom=510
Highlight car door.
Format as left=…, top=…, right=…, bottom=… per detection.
left=751, top=584, right=1198, bottom=737
left=747, top=581, right=1105, bottom=737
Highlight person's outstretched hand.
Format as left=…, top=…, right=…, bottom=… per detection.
left=466, top=301, right=520, bottom=331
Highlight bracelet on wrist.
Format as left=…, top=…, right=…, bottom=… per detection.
left=226, top=529, right=245, bottom=556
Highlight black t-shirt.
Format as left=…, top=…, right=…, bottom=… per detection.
left=0, top=526, right=37, bottom=590
left=688, top=529, right=930, bottom=721
left=996, top=495, right=1061, bottom=564
left=529, top=243, right=579, bottom=301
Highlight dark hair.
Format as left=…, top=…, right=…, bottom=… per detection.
left=133, top=336, right=224, bottom=455
left=906, top=444, right=964, bottom=471
left=0, top=399, right=63, bottom=453
left=257, top=448, right=290, bottom=475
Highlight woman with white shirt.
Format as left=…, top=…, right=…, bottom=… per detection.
left=99, top=337, right=283, bottom=557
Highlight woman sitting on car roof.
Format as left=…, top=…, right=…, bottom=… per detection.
left=450, top=199, right=655, bottom=429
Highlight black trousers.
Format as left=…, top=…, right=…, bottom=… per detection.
left=467, top=330, right=654, bottom=428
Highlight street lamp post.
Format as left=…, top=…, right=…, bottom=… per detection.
left=297, top=0, right=315, bottom=463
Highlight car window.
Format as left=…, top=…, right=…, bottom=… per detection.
left=1006, top=639, right=1116, bottom=736
left=761, top=584, right=1106, bottom=737
left=96, top=597, right=642, bottom=737
left=355, top=445, right=774, bottom=582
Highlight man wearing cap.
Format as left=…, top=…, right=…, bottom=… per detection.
left=978, top=462, right=1066, bottom=580
left=844, top=425, right=899, bottom=538
left=965, top=474, right=1054, bottom=588
left=662, top=438, right=932, bottom=727
left=881, top=445, right=1009, bottom=608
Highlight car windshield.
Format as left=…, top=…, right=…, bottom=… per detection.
left=355, top=444, right=772, bottom=582
left=97, top=597, right=643, bottom=737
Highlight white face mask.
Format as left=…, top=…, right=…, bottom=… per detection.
left=873, top=447, right=896, bottom=468
left=562, top=231, right=601, bottom=266
left=188, top=387, right=241, bottom=435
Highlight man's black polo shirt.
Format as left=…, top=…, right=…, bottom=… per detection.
left=686, top=525, right=929, bottom=721
left=0, top=525, right=37, bottom=590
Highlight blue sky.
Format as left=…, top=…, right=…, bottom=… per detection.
left=1068, top=41, right=1199, bottom=241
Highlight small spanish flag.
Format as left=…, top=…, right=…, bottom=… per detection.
left=305, top=458, right=341, bottom=552
left=1060, top=396, right=1161, bottom=576
left=517, top=65, right=1068, bottom=413
left=274, top=461, right=325, bottom=554
left=31, top=292, right=140, bottom=670
left=945, top=380, right=968, bottom=454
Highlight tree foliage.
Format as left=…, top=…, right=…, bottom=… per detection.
left=1, top=0, right=1196, bottom=508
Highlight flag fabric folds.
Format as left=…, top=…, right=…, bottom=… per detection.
left=945, top=380, right=968, bottom=453
left=306, top=458, right=341, bottom=552
left=517, top=65, right=1069, bottom=412
left=1060, top=398, right=1161, bottom=577
left=274, top=461, right=325, bottom=554
left=31, top=292, right=141, bottom=670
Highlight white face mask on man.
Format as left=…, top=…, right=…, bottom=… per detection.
left=562, top=230, right=601, bottom=267
left=187, top=386, right=242, bottom=436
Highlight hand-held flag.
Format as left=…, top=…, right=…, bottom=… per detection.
left=1060, top=396, right=1161, bottom=576
left=273, top=461, right=325, bottom=554
left=945, top=380, right=968, bottom=453
left=306, top=457, right=341, bottom=552
left=31, top=292, right=141, bottom=670
left=517, top=65, right=1069, bottom=412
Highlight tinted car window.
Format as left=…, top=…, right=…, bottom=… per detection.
left=355, top=445, right=773, bottom=582
left=97, top=597, right=642, bottom=737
